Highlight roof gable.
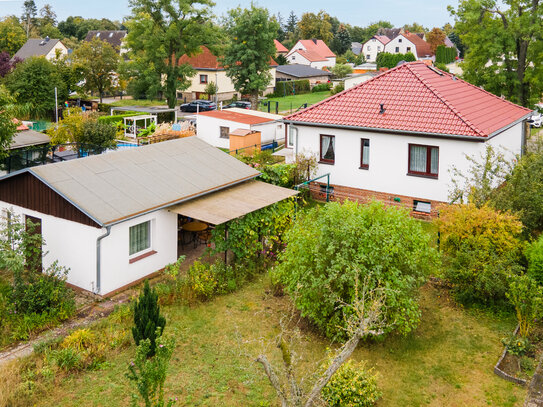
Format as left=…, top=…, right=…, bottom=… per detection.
left=289, top=39, right=335, bottom=59
left=285, top=62, right=531, bottom=138
left=14, top=39, right=64, bottom=60
left=274, top=40, right=288, bottom=53
left=84, top=30, right=127, bottom=50
left=404, top=33, right=433, bottom=57
left=178, top=46, right=277, bottom=69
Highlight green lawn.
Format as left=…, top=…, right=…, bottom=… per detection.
left=8, top=275, right=525, bottom=407
left=260, top=91, right=331, bottom=114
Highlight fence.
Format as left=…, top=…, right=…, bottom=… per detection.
left=228, top=140, right=279, bottom=156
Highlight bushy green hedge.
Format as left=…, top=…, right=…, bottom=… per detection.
left=312, top=82, right=332, bottom=92
left=435, top=45, right=457, bottom=64
left=273, top=79, right=310, bottom=97
left=98, top=112, right=140, bottom=124
left=376, top=52, right=416, bottom=69
left=97, top=103, right=114, bottom=113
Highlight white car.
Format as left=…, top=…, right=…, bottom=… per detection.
left=529, top=113, right=542, bottom=128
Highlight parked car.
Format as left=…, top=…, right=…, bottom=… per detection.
left=179, top=100, right=217, bottom=112
left=529, top=113, right=542, bottom=128
left=223, top=101, right=251, bottom=109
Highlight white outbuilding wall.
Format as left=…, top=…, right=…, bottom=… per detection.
left=384, top=35, right=418, bottom=59
left=289, top=121, right=524, bottom=203
left=361, top=38, right=386, bottom=62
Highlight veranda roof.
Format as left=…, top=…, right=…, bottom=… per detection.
left=168, top=180, right=297, bottom=225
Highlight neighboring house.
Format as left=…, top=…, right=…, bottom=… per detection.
left=196, top=108, right=284, bottom=149
left=1, top=125, right=51, bottom=175
left=353, top=63, right=377, bottom=73
left=342, top=72, right=379, bottom=90
left=351, top=42, right=363, bottom=56
left=13, top=37, right=68, bottom=61
left=444, top=36, right=460, bottom=57
left=384, top=33, right=433, bottom=60
left=178, top=46, right=277, bottom=102
left=283, top=61, right=532, bottom=216
left=0, top=137, right=296, bottom=296
left=274, top=40, right=289, bottom=57
left=286, top=39, right=336, bottom=69
left=376, top=27, right=402, bottom=39
left=275, top=65, right=332, bottom=86
left=361, top=36, right=391, bottom=62
left=84, top=30, right=128, bottom=54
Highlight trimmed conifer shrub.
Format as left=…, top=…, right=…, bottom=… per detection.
left=132, top=280, right=166, bottom=357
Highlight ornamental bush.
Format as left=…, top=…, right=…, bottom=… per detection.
left=321, top=360, right=382, bottom=407
left=132, top=280, right=166, bottom=357
left=526, top=236, right=543, bottom=285
left=311, top=83, right=332, bottom=92
left=436, top=204, right=524, bottom=305
left=275, top=200, right=438, bottom=340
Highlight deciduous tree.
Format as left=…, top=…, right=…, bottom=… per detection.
left=0, top=86, right=17, bottom=159
left=21, top=0, right=37, bottom=36
left=73, top=37, right=120, bottom=103
left=330, top=24, right=351, bottom=55
left=0, top=52, right=22, bottom=77
left=298, top=11, right=333, bottom=44
left=450, top=0, right=543, bottom=107
left=425, top=27, right=446, bottom=54
left=222, top=5, right=279, bottom=109
left=125, top=0, right=217, bottom=108
left=0, top=17, right=27, bottom=56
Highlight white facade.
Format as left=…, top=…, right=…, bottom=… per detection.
left=361, top=38, right=386, bottom=62
left=45, top=42, right=68, bottom=61
left=288, top=122, right=524, bottom=203
left=384, top=35, right=418, bottom=59
left=196, top=114, right=283, bottom=149
left=286, top=51, right=331, bottom=69
left=0, top=203, right=179, bottom=296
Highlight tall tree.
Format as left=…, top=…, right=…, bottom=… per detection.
left=222, top=5, right=278, bottom=110
left=276, top=12, right=286, bottom=42
left=298, top=11, right=333, bottom=44
left=425, top=27, right=446, bottom=54
left=125, top=0, right=217, bottom=108
left=285, top=11, right=298, bottom=34
left=0, top=17, right=27, bottom=56
left=330, top=24, right=351, bottom=55
left=73, top=38, right=120, bottom=103
left=442, top=22, right=454, bottom=36
left=403, top=22, right=427, bottom=33
left=450, top=0, right=543, bottom=107
left=21, top=0, right=37, bottom=37
left=39, top=4, right=57, bottom=27
left=0, top=86, right=17, bottom=159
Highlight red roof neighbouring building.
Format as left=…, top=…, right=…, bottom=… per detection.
left=285, top=61, right=532, bottom=138
left=198, top=110, right=275, bottom=125
left=293, top=49, right=328, bottom=62
left=289, top=39, right=335, bottom=59
left=404, top=33, right=433, bottom=57
left=374, top=35, right=391, bottom=45
left=178, top=46, right=278, bottom=70
left=274, top=40, right=288, bottom=54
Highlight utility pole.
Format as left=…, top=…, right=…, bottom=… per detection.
left=54, top=87, right=58, bottom=123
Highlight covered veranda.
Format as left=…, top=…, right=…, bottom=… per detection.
left=169, top=180, right=298, bottom=259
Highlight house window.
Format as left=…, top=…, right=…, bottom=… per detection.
left=408, top=144, right=439, bottom=178
left=398, top=38, right=403, bottom=43
left=320, top=134, right=335, bottom=164
left=292, top=55, right=296, bottom=60
left=407, top=47, right=411, bottom=52
left=129, top=221, right=151, bottom=255
left=360, top=139, right=369, bottom=169
left=377, top=46, right=381, bottom=51
left=368, top=45, right=371, bottom=51
left=366, top=54, right=371, bottom=60
left=288, top=126, right=297, bottom=148
left=413, top=200, right=432, bottom=214
left=395, top=46, right=400, bottom=53
left=220, top=126, right=230, bottom=139
left=200, top=74, right=208, bottom=84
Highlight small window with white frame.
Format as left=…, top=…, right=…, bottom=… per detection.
left=129, top=220, right=151, bottom=256
left=413, top=200, right=432, bottom=214
left=288, top=126, right=297, bottom=148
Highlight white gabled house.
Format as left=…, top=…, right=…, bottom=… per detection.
left=0, top=137, right=296, bottom=296
left=383, top=33, right=433, bottom=60
left=361, top=36, right=391, bottom=63
left=286, top=39, right=336, bottom=69
left=283, top=61, right=532, bottom=216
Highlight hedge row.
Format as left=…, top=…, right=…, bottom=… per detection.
left=98, top=113, right=141, bottom=124
left=273, top=79, right=311, bottom=97
left=376, top=52, right=416, bottom=69
left=435, top=45, right=457, bottom=64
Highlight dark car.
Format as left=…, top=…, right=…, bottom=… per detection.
left=223, top=101, right=251, bottom=109
left=179, top=100, right=217, bottom=112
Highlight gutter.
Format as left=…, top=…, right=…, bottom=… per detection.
left=96, top=226, right=111, bottom=295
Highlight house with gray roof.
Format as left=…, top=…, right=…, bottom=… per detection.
left=276, top=64, right=332, bottom=86
left=84, top=30, right=128, bottom=54
left=0, top=137, right=296, bottom=295
left=13, top=37, right=68, bottom=61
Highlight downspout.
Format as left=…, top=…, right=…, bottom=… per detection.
left=96, top=226, right=111, bottom=295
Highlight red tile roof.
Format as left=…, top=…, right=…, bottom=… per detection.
left=293, top=49, right=328, bottom=62
left=404, top=33, right=433, bottom=57
left=274, top=39, right=288, bottom=53
left=198, top=110, right=275, bottom=125
left=178, top=46, right=278, bottom=69
left=374, top=35, right=391, bottom=45
left=285, top=61, right=532, bottom=138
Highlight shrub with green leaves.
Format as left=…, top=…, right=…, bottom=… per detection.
left=275, top=200, right=438, bottom=340
left=436, top=204, right=524, bottom=305
left=526, top=236, right=543, bottom=285
left=506, top=274, right=543, bottom=338
left=321, top=360, right=382, bottom=407
left=311, top=83, right=332, bottom=92
left=132, top=280, right=166, bottom=357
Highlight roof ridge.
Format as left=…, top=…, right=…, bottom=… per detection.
left=286, top=63, right=408, bottom=120
left=405, top=63, right=486, bottom=137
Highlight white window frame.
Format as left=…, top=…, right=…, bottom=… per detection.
left=129, top=220, right=152, bottom=257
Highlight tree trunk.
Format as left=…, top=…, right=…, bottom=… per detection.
left=250, top=92, right=259, bottom=110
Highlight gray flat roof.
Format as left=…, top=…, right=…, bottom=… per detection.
left=276, top=64, right=332, bottom=78
left=4, top=137, right=259, bottom=226
left=10, top=130, right=50, bottom=149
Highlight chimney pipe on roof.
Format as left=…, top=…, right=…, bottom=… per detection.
left=379, top=103, right=386, bottom=114
left=312, top=38, right=317, bottom=44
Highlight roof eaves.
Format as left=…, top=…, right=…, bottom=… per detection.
left=282, top=120, right=488, bottom=141
left=486, top=111, right=533, bottom=139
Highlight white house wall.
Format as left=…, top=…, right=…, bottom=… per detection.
left=196, top=116, right=251, bottom=149
left=291, top=124, right=523, bottom=203
left=100, top=209, right=178, bottom=295
left=362, top=38, right=386, bottom=62
left=384, top=36, right=418, bottom=59
left=0, top=202, right=101, bottom=292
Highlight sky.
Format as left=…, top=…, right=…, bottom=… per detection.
left=0, top=0, right=458, bottom=28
